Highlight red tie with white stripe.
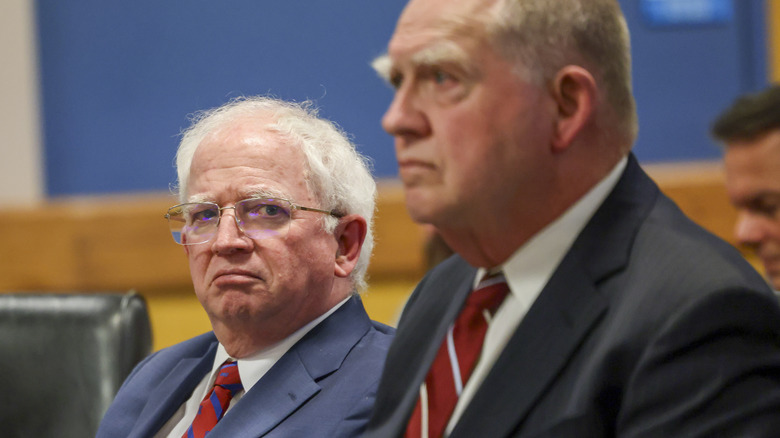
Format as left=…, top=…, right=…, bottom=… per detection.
left=183, top=360, right=243, bottom=438
left=406, top=273, right=509, bottom=437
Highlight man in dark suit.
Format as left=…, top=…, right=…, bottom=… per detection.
left=713, top=85, right=780, bottom=293
left=96, top=96, right=393, bottom=437
left=365, top=0, right=780, bottom=436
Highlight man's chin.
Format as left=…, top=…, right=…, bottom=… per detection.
left=403, top=188, right=445, bottom=224
left=207, top=290, right=262, bottom=318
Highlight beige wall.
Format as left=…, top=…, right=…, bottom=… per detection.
left=0, top=0, right=43, bottom=206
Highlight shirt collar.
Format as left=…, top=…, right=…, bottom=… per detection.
left=211, top=295, right=351, bottom=393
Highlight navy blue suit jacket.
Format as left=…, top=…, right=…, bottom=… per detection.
left=97, top=295, right=393, bottom=437
left=365, top=155, right=780, bottom=437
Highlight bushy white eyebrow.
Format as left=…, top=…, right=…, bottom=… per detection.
left=410, top=41, right=470, bottom=69
left=371, top=41, right=473, bottom=86
left=371, top=54, right=392, bottom=83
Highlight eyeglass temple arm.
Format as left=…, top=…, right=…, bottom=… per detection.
left=296, top=206, right=344, bottom=218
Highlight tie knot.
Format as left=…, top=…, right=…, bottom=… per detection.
left=466, top=273, right=509, bottom=315
left=215, top=361, right=243, bottom=395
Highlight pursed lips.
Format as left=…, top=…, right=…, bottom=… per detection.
left=397, top=157, right=434, bottom=168
left=212, top=268, right=262, bottom=284
left=397, top=158, right=436, bottom=176
left=397, top=157, right=438, bottom=185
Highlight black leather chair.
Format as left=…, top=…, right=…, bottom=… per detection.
left=0, top=292, right=152, bottom=438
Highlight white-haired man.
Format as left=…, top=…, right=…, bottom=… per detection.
left=97, top=96, right=393, bottom=438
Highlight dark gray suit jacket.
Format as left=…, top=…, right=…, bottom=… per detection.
left=365, top=155, right=780, bottom=437
left=97, top=295, right=393, bottom=437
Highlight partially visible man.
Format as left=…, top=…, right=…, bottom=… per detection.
left=96, top=96, right=393, bottom=438
left=713, top=85, right=780, bottom=292
left=365, top=0, right=780, bottom=437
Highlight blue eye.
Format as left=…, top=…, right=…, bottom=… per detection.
left=242, top=200, right=291, bottom=220
left=263, top=205, right=281, bottom=216
left=191, top=207, right=218, bottom=223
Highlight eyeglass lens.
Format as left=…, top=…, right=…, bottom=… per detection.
left=167, top=198, right=293, bottom=245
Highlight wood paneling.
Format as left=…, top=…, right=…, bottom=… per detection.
left=0, top=187, right=426, bottom=293
left=0, top=165, right=762, bottom=350
left=644, top=161, right=738, bottom=246
left=0, top=166, right=750, bottom=292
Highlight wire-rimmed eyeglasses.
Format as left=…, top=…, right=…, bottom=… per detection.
left=164, top=197, right=341, bottom=245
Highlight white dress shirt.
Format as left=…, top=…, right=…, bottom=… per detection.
left=445, top=157, right=627, bottom=435
left=156, top=296, right=350, bottom=438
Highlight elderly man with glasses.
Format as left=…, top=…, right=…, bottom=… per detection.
left=97, top=96, right=394, bottom=438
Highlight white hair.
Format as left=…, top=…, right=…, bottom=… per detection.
left=174, top=96, right=377, bottom=292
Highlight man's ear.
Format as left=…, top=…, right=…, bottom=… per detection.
left=334, top=215, right=368, bottom=278
left=550, top=65, right=597, bottom=153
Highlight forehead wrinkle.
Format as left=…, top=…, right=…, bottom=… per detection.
left=392, top=0, right=490, bottom=53
left=246, top=186, right=291, bottom=201
left=186, top=186, right=291, bottom=205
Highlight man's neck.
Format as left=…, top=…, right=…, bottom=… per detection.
left=439, top=156, right=628, bottom=269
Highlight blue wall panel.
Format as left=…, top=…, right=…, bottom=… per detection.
left=622, top=0, right=768, bottom=162
left=35, top=0, right=768, bottom=196
left=36, top=0, right=406, bottom=196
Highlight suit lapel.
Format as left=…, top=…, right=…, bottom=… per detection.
left=366, top=259, right=476, bottom=436
left=210, top=295, right=373, bottom=437
left=452, top=155, right=658, bottom=437
left=211, top=352, right=321, bottom=436
left=129, top=341, right=218, bottom=438
left=452, top=256, right=608, bottom=437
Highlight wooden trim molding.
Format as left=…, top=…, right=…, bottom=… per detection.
left=0, top=183, right=425, bottom=293
left=0, top=163, right=747, bottom=294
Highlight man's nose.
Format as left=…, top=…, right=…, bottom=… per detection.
left=381, top=84, right=431, bottom=141
left=734, top=210, right=766, bottom=249
left=211, top=209, right=252, bottom=254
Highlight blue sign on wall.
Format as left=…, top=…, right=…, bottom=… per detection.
left=640, top=0, right=734, bottom=26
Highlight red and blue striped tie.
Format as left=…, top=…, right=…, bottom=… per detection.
left=183, top=360, right=243, bottom=438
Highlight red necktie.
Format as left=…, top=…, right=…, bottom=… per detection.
left=406, top=274, right=509, bottom=438
left=183, top=361, right=243, bottom=438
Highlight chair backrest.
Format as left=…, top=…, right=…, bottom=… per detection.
left=0, top=292, right=152, bottom=438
